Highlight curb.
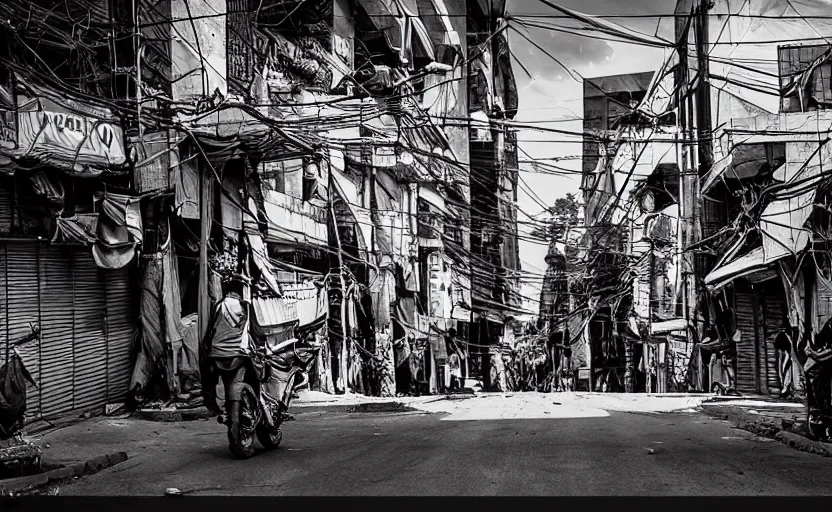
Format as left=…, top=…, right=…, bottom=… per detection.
left=700, top=405, right=832, bottom=458
left=134, top=408, right=215, bottom=422
left=347, top=402, right=417, bottom=413
left=0, top=451, right=128, bottom=497
left=293, top=401, right=427, bottom=414
left=775, top=431, right=832, bottom=458
left=293, top=395, right=448, bottom=409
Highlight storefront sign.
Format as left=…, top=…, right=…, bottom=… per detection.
left=15, top=92, right=126, bottom=173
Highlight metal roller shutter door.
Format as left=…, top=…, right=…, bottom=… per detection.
left=105, top=268, right=136, bottom=402
left=72, top=250, right=107, bottom=411
left=0, top=246, right=6, bottom=365
left=734, top=291, right=757, bottom=394
left=5, top=243, right=43, bottom=420
left=764, top=293, right=786, bottom=393
left=38, top=245, right=76, bottom=417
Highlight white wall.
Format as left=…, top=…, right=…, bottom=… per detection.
left=170, top=0, right=227, bottom=103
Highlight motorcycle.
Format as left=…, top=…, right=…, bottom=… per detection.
left=213, top=334, right=320, bottom=459
left=0, top=324, right=41, bottom=440
left=804, top=346, right=832, bottom=441
left=700, top=337, right=741, bottom=396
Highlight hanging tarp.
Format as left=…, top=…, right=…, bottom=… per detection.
left=701, top=152, right=735, bottom=193
left=92, top=191, right=142, bottom=270
left=10, top=79, right=127, bottom=175
left=29, top=172, right=64, bottom=206
left=330, top=156, right=371, bottom=255
left=704, top=245, right=767, bottom=290
left=99, top=192, right=143, bottom=241
left=354, top=0, right=434, bottom=65
left=177, top=314, right=201, bottom=394
left=419, top=184, right=452, bottom=217
left=252, top=297, right=298, bottom=329
left=282, top=281, right=328, bottom=330
left=181, top=103, right=319, bottom=162
left=244, top=194, right=282, bottom=298
left=51, top=214, right=99, bottom=245
left=759, top=189, right=817, bottom=263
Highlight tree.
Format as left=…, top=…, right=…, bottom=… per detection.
left=531, top=193, right=581, bottom=243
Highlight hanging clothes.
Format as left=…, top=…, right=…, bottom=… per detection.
left=130, top=228, right=183, bottom=397
left=372, top=270, right=394, bottom=328
left=394, top=336, right=412, bottom=368
left=376, top=331, right=396, bottom=397
left=93, top=191, right=142, bottom=269
left=178, top=314, right=201, bottom=394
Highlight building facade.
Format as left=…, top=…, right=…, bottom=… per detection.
left=0, top=0, right=523, bottom=422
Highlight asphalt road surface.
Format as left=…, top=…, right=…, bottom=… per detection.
left=56, top=395, right=832, bottom=496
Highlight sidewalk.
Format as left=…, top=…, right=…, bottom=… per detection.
left=292, top=390, right=447, bottom=411
left=699, top=394, right=832, bottom=458
left=0, top=414, right=136, bottom=496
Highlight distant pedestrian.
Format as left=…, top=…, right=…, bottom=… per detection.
left=774, top=329, right=794, bottom=398
left=448, top=351, right=462, bottom=391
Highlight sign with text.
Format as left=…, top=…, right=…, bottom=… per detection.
left=15, top=92, right=126, bottom=174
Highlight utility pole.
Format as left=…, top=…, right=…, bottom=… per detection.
left=674, top=0, right=711, bottom=391
left=328, top=167, right=350, bottom=395
left=675, top=0, right=694, bottom=393
left=692, top=0, right=713, bottom=342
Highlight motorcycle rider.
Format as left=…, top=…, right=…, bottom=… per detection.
left=805, top=317, right=832, bottom=439
left=201, top=274, right=252, bottom=416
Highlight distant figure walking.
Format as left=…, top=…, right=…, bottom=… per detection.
left=448, top=351, right=462, bottom=391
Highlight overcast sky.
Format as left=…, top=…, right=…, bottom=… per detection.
left=505, top=0, right=677, bottom=313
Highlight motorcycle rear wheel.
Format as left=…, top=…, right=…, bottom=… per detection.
left=228, top=384, right=258, bottom=459
left=256, top=424, right=283, bottom=449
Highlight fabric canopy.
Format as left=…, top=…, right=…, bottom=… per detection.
left=704, top=246, right=770, bottom=290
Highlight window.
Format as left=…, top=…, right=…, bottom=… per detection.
left=260, top=159, right=304, bottom=199
left=778, top=44, right=832, bottom=113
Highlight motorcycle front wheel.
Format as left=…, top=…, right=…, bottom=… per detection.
left=227, top=384, right=258, bottom=459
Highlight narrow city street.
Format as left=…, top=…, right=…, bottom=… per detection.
left=49, top=394, right=832, bottom=496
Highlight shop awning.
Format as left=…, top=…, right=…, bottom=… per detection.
left=760, top=186, right=819, bottom=263
left=702, top=144, right=790, bottom=194
left=704, top=245, right=769, bottom=290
